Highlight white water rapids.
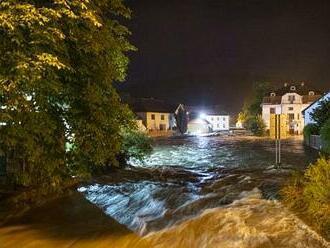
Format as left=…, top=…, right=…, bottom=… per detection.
left=1, top=136, right=329, bottom=247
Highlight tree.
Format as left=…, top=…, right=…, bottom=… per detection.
left=320, top=119, right=330, bottom=154
left=239, top=82, right=271, bottom=135
left=175, top=106, right=188, bottom=134
left=245, top=82, right=272, bottom=116
left=311, top=98, right=330, bottom=131
left=0, top=0, right=135, bottom=187
left=245, top=115, right=266, bottom=136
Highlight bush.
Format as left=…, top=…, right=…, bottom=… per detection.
left=120, top=129, right=153, bottom=163
left=320, top=119, right=330, bottom=154
left=303, top=123, right=319, bottom=137
left=281, top=157, right=330, bottom=240
left=245, top=115, right=266, bottom=136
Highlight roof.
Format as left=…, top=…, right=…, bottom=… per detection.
left=302, top=91, right=330, bottom=113
left=269, top=83, right=322, bottom=96
left=186, top=105, right=229, bottom=115
left=262, top=83, right=323, bottom=104
left=126, top=98, right=178, bottom=113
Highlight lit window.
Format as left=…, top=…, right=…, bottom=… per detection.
left=151, top=114, right=155, bottom=120
left=309, top=91, right=315, bottom=96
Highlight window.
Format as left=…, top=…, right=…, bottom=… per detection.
left=159, top=124, right=166, bottom=130
left=270, top=108, right=275, bottom=114
left=298, top=113, right=300, bottom=120
left=290, top=86, right=296, bottom=91
left=288, top=107, right=294, bottom=111
left=223, top=124, right=226, bottom=128
left=211, top=117, right=214, bottom=121
left=270, top=92, right=276, bottom=97
left=223, top=117, right=226, bottom=121
left=288, top=95, right=295, bottom=102
left=151, top=114, right=155, bottom=120
left=288, top=113, right=295, bottom=121
left=309, top=91, right=315, bottom=96
left=217, top=117, right=220, bottom=121
left=161, top=114, right=165, bottom=120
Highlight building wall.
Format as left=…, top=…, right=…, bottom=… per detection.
left=136, top=112, right=172, bottom=131
left=187, top=118, right=210, bottom=134
left=205, top=115, right=230, bottom=131
left=262, top=93, right=316, bottom=135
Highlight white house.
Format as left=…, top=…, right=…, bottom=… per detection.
left=261, top=83, right=322, bottom=135
left=186, top=106, right=230, bottom=134
left=302, top=91, right=330, bottom=126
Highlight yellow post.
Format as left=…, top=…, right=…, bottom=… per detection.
left=279, top=114, right=287, bottom=139
left=270, top=114, right=287, bottom=139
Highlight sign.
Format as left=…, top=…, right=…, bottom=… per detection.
left=270, top=114, right=287, bottom=139
left=270, top=114, right=287, bottom=166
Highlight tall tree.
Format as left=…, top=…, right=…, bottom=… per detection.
left=0, top=0, right=135, bottom=187
left=311, top=98, right=330, bottom=131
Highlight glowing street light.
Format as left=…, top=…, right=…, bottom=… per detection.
left=199, top=112, right=207, bottom=119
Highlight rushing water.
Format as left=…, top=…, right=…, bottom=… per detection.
left=78, top=136, right=328, bottom=243
left=1, top=136, right=329, bottom=248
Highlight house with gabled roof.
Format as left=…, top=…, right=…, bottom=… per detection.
left=125, top=97, right=184, bottom=132
left=261, top=82, right=322, bottom=135
left=186, top=105, right=230, bottom=134
left=302, top=91, right=330, bottom=126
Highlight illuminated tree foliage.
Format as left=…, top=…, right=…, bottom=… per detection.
left=238, top=82, right=270, bottom=135
left=0, top=0, right=136, bottom=187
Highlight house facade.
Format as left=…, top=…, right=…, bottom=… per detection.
left=204, top=115, right=230, bottom=131
left=125, top=97, right=179, bottom=133
left=302, top=91, right=330, bottom=126
left=136, top=111, right=174, bottom=131
left=186, top=106, right=230, bottom=134
left=261, top=83, right=322, bottom=135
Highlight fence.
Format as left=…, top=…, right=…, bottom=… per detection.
left=305, top=135, right=322, bottom=150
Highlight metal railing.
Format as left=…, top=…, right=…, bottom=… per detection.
left=306, top=135, right=322, bottom=150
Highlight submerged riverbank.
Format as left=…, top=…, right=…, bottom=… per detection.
left=1, top=189, right=329, bottom=248
left=1, top=136, right=329, bottom=247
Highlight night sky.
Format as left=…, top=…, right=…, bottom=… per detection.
left=117, top=0, right=330, bottom=113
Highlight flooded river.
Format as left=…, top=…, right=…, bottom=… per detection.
left=1, top=136, right=329, bottom=247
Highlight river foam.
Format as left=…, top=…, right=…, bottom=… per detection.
left=140, top=188, right=329, bottom=248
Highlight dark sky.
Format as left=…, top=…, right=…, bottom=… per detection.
left=117, top=0, right=330, bottom=113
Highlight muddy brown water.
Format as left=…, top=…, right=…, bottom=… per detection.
left=1, top=136, right=329, bottom=248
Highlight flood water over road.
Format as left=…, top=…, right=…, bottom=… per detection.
left=1, top=136, right=329, bottom=248
left=80, top=136, right=319, bottom=235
